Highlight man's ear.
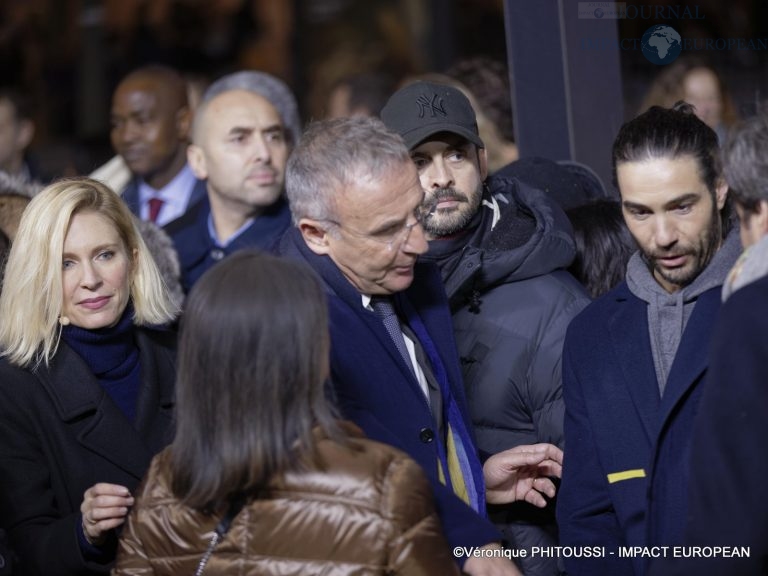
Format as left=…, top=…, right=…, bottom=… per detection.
left=298, top=218, right=331, bottom=256
left=715, top=179, right=728, bottom=210
left=478, top=147, right=489, bottom=182
left=176, top=106, right=192, bottom=141
left=15, top=119, right=34, bottom=151
left=755, top=199, right=768, bottom=235
left=187, top=144, right=207, bottom=180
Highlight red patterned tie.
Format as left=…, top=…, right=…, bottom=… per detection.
left=147, top=198, right=165, bottom=223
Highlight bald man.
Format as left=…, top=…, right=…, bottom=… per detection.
left=110, top=65, right=206, bottom=226
left=164, top=71, right=299, bottom=293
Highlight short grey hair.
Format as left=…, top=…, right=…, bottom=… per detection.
left=198, top=71, right=301, bottom=146
left=285, top=117, right=410, bottom=225
left=721, top=112, right=768, bottom=214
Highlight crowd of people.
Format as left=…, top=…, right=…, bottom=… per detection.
left=0, top=57, right=766, bottom=576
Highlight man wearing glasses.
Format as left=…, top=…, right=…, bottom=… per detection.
left=276, top=116, right=562, bottom=575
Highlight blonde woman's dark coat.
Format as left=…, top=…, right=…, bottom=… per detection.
left=0, top=328, right=176, bottom=575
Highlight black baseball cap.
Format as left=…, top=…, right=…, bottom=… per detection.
left=380, top=81, right=485, bottom=149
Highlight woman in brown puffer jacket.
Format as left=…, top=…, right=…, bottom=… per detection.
left=112, top=251, right=459, bottom=576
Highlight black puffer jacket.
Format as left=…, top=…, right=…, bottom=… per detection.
left=422, top=176, right=590, bottom=575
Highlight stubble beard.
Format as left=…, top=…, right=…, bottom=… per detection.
left=646, top=205, right=723, bottom=290
left=422, top=184, right=483, bottom=238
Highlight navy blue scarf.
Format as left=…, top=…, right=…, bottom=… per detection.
left=61, top=304, right=141, bottom=423
left=397, top=294, right=486, bottom=515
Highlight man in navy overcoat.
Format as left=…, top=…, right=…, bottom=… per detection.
left=649, top=101, right=768, bottom=576
left=557, top=103, right=741, bottom=575
left=277, top=117, right=563, bottom=576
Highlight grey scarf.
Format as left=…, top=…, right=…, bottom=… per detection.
left=721, top=233, right=768, bottom=301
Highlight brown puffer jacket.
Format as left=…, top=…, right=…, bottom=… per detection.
left=112, top=424, right=460, bottom=576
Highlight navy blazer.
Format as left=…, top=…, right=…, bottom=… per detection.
left=276, top=228, right=499, bottom=562
left=165, top=196, right=291, bottom=293
left=0, top=328, right=176, bottom=576
left=121, top=175, right=207, bottom=226
left=649, top=275, right=768, bottom=576
left=557, top=282, right=723, bottom=576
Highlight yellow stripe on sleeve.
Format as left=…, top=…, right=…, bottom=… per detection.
left=607, top=469, right=646, bottom=484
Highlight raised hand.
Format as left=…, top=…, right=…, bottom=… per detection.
left=483, top=443, right=563, bottom=506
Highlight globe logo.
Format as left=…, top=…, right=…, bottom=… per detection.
left=594, top=8, right=604, bottom=18
left=641, top=25, right=682, bottom=65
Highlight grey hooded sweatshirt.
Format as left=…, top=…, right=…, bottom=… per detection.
left=626, top=227, right=742, bottom=396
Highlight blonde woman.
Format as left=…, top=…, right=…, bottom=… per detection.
left=0, top=178, right=178, bottom=575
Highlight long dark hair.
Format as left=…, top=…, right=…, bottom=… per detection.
left=612, top=101, right=732, bottom=234
left=567, top=200, right=636, bottom=299
left=170, top=250, right=340, bottom=511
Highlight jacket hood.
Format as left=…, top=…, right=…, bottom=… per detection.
left=136, top=219, right=185, bottom=309
left=421, top=175, right=576, bottom=305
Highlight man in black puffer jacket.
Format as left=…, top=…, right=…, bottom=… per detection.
left=382, top=81, right=590, bottom=576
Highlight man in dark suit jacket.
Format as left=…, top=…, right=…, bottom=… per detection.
left=646, top=276, right=768, bottom=576
left=110, top=65, right=206, bottom=226
left=648, top=107, right=768, bottom=576
left=276, top=116, right=563, bottom=576
left=164, top=71, right=298, bottom=293
left=557, top=103, right=741, bottom=576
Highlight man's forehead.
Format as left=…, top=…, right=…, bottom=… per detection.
left=211, top=91, right=280, bottom=119
left=412, top=132, right=473, bottom=152
left=618, top=156, right=710, bottom=204
left=112, top=86, right=160, bottom=112
left=618, top=156, right=704, bottom=182
left=115, top=74, right=187, bottom=115
left=201, top=92, right=280, bottom=129
left=338, top=160, right=418, bottom=203
left=212, top=89, right=270, bottom=105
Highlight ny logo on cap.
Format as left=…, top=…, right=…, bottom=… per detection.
left=416, top=93, right=446, bottom=118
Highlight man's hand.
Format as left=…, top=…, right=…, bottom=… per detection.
left=484, top=443, right=563, bottom=506
left=462, top=544, right=523, bottom=576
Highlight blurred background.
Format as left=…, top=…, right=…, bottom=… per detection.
left=3, top=0, right=768, bottom=181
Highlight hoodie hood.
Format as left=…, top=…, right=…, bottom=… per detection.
left=626, top=226, right=742, bottom=305
left=626, top=226, right=741, bottom=395
left=421, top=175, right=576, bottom=306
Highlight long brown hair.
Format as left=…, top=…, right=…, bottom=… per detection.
left=170, top=250, right=340, bottom=511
